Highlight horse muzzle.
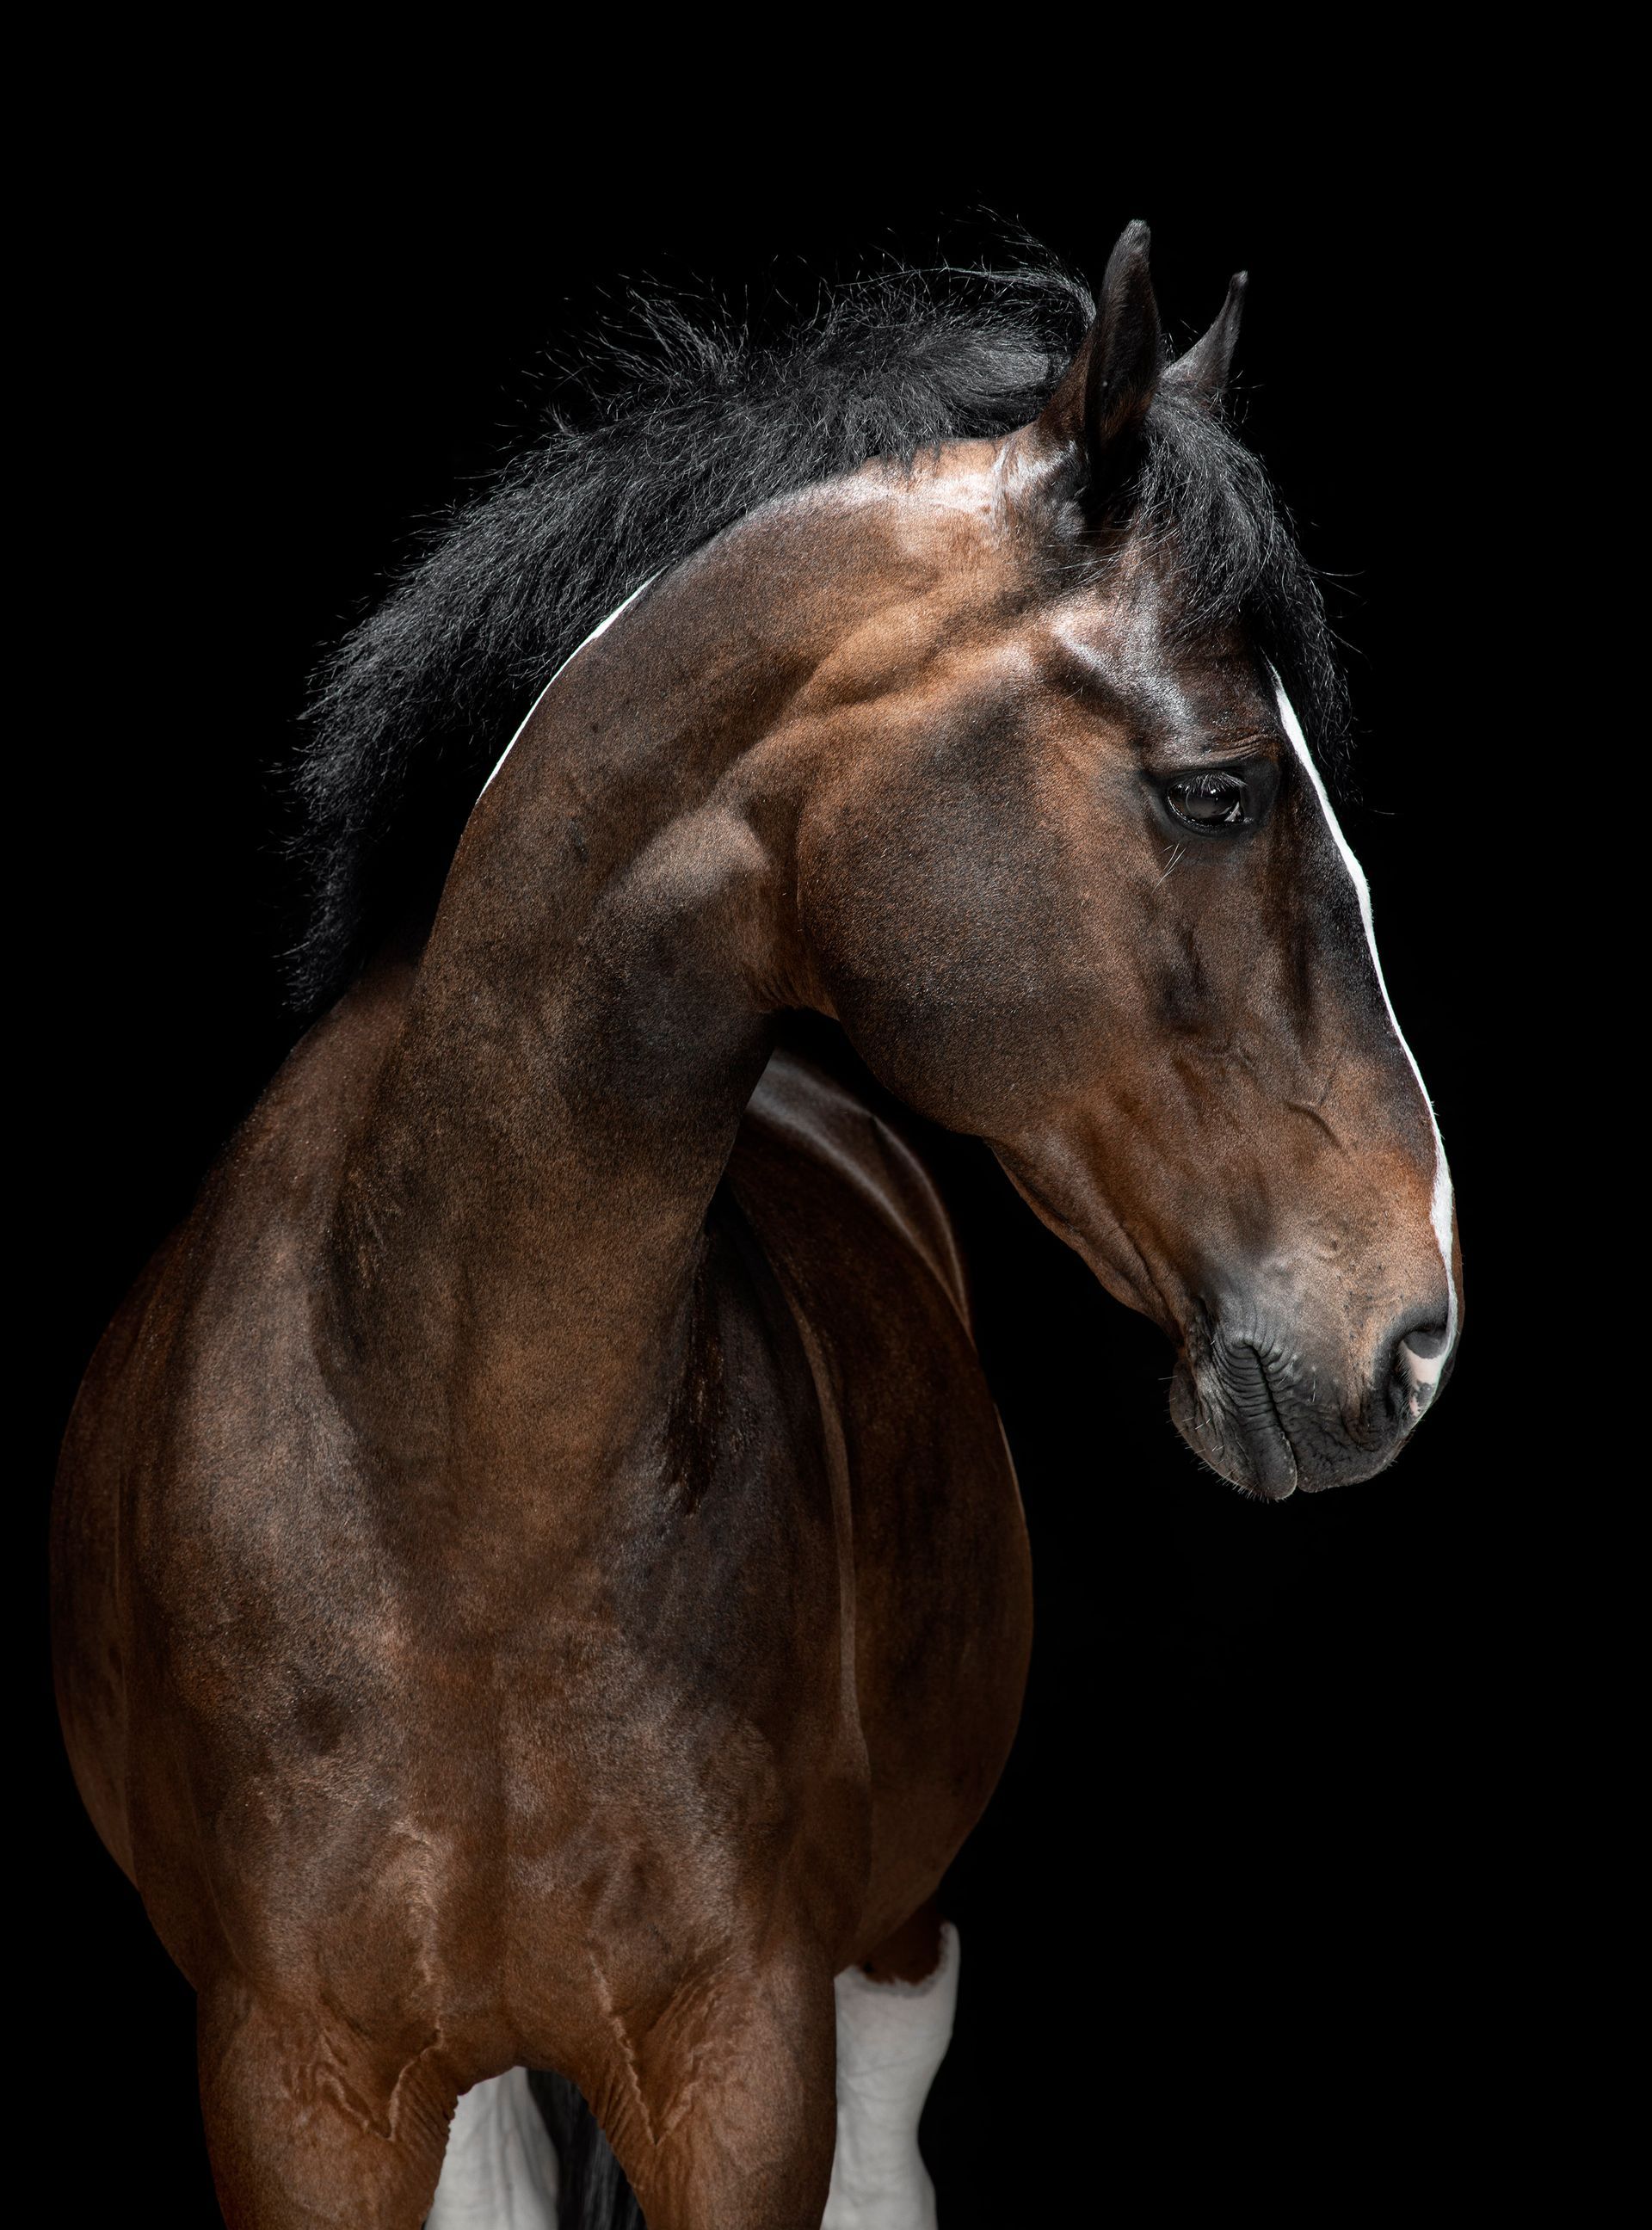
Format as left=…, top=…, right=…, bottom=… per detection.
left=1168, top=1300, right=1457, bottom=1499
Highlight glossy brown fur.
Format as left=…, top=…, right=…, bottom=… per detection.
left=52, top=229, right=1459, bottom=2228
left=56, top=946, right=1020, bottom=2226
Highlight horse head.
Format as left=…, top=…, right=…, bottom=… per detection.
left=791, top=224, right=1459, bottom=1496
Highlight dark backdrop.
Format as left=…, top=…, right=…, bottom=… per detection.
left=28, top=106, right=1549, bottom=2225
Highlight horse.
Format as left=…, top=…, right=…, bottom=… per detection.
left=51, top=222, right=1462, bottom=2230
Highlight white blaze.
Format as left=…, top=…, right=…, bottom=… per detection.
left=1271, top=673, right=1458, bottom=1404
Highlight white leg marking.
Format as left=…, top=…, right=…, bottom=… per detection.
left=426, top=2067, right=559, bottom=2230
left=1271, top=675, right=1458, bottom=1403
left=823, top=1922, right=959, bottom=2230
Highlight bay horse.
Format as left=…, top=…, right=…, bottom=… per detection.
left=52, top=224, right=1461, bottom=2230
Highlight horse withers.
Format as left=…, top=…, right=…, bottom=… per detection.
left=52, top=224, right=1460, bottom=2229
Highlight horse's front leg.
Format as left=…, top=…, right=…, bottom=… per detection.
left=196, top=1984, right=456, bottom=2230
left=825, top=1903, right=959, bottom=2230
left=427, top=2067, right=559, bottom=2229
left=589, top=1948, right=839, bottom=2230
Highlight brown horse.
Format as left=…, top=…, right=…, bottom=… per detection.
left=52, top=225, right=1460, bottom=2230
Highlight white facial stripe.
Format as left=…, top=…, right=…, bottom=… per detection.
left=1269, top=672, right=1458, bottom=1389
left=477, top=572, right=662, bottom=800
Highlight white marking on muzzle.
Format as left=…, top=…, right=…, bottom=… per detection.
left=1270, top=674, right=1458, bottom=1401
left=478, top=573, right=662, bottom=800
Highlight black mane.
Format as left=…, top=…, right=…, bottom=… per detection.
left=289, top=251, right=1346, bottom=1010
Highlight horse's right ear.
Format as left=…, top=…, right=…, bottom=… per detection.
left=1163, top=271, right=1248, bottom=406
left=1036, top=220, right=1162, bottom=501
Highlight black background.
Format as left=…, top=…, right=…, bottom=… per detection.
left=28, top=94, right=1556, bottom=2226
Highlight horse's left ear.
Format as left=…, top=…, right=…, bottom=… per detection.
left=1037, top=219, right=1162, bottom=499
left=1163, top=272, right=1248, bottom=407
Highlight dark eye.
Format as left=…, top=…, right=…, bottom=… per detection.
left=1163, top=769, right=1252, bottom=831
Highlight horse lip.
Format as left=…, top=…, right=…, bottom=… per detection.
left=1246, top=1423, right=1299, bottom=1498
left=1234, top=1405, right=1299, bottom=1500
left=1170, top=1346, right=1297, bottom=1499
left=1212, top=1338, right=1301, bottom=1499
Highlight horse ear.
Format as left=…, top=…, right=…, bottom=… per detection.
left=1038, top=219, right=1162, bottom=497
left=1164, top=271, right=1248, bottom=406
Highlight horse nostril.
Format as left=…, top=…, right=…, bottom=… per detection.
left=1398, top=1322, right=1450, bottom=1364
left=1383, top=1300, right=1452, bottom=1416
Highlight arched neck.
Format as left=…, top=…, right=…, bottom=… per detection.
left=321, top=513, right=854, bottom=1502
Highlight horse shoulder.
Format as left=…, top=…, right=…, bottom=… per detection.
left=51, top=960, right=422, bottom=1941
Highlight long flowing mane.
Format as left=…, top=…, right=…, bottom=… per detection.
left=289, top=247, right=1347, bottom=1011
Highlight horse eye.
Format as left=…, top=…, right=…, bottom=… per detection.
left=1164, top=770, right=1251, bottom=831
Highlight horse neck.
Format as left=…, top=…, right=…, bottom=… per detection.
left=322, top=489, right=921, bottom=1506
